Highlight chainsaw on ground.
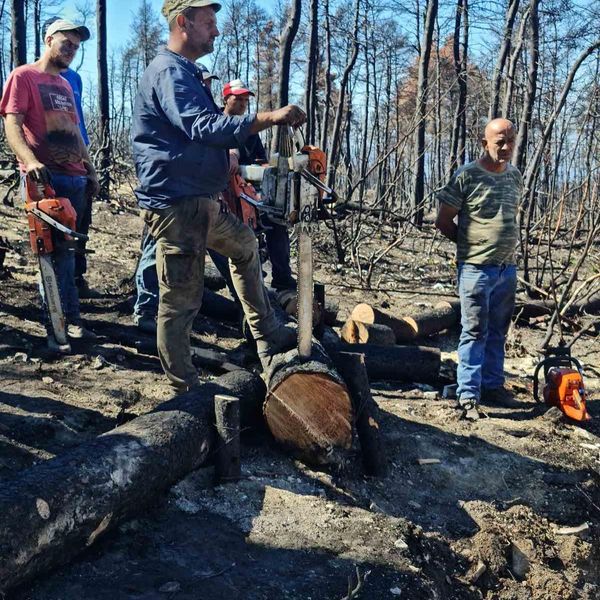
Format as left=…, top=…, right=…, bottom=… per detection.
left=24, top=176, right=88, bottom=352
left=239, top=127, right=337, bottom=359
left=533, top=343, right=590, bottom=421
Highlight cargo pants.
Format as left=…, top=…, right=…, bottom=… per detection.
left=143, top=194, right=280, bottom=392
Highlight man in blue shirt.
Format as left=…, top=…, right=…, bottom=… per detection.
left=132, top=0, right=305, bottom=392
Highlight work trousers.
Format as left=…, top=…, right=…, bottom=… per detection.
left=143, top=195, right=279, bottom=392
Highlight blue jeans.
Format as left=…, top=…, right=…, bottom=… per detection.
left=133, top=231, right=236, bottom=318
left=456, top=263, right=517, bottom=403
left=23, top=173, right=87, bottom=324
left=262, top=215, right=295, bottom=290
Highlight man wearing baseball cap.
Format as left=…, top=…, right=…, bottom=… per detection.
left=223, top=79, right=296, bottom=292
left=1, top=17, right=98, bottom=351
left=132, top=0, right=306, bottom=392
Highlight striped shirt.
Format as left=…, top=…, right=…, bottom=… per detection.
left=438, top=161, right=523, bottom=265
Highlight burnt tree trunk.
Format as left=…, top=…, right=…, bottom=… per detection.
left=0, top=370, right=265, bottom=594
left=488, top=0, right=521, bottom=120
left=411, top=0, right=438, bottom=226
left=11, top=0, right=26, bottom=68
left=97, top=0, right=112, bottom=202
left=320, top=327, right=441, bottom=383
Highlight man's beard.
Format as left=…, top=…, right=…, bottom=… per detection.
left=50, top=55, right=72, bottom=70
left=196, top=39, right=214, bottom=57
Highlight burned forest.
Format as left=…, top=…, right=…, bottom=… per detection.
left=0, top=0, right=600, bottom=599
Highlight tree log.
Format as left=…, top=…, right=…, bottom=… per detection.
left=320, top=326, right=441, bottom=383
left=0, top=370, right=265, bottom=593
left=333, top=352, right=387, bottom=477
left=199, top=288, right=241, bottom=323
left=341, top=319, right=396, bottom=346
left=350, top=300, right=460, bottom=342
left=262, top=344, right=353, bottom=466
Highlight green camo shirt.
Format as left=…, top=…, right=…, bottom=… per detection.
left=437, top=161, right=523, bottom=265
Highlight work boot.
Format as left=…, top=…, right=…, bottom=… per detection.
left=46, top=334, right=71, bottom=354
left=458, top=397, right=480, bottom=421
left=76, top=277, right=103, bottom=299
left=67, top=320, right=98, bottom=341
left=256, top=324, right=297, bottom=369
left=133, top=313, right=157, bottom=335
left=480, top=386, right=522, bottom=409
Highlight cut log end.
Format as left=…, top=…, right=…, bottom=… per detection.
left=264, top=370, right=353, bottom=464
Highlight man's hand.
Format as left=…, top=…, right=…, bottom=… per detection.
left=25, top=160, right=49, bottom=184
left=270, top=105, right=306, bottom=128
left=251, top=105, right=307, bottom=134
left=435, top=203, right=459, bottom=243
left=83, top=160, right=100, bottom=198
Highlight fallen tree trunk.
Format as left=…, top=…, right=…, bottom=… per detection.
left=320, top=326, right=441, bottom=383
left=514, top=292, right=600, bottom=321
left=0, top=370, right=265, bottom=594
left=341, top=319, right=396, bottom=345
left=350, top=300, right=460, bottom=342
left=262, top=344, right=353, bottom=466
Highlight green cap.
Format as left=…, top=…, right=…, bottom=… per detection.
left=162, top=0, right=222, bottom=22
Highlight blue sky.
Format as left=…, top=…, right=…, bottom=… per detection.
left=59, top=0, right=199, bottom=85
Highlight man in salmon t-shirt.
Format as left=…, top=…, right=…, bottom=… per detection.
left=0, top=18, right=99, bottom=351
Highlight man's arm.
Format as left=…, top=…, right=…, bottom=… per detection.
left=3, top=113, right=49, bottom=182
left=249, top=105, right=306, bottom=135
left=435, top=203, right=459, bottom=243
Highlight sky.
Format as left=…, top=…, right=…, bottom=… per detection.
left=58, top=0, right=212, bottom=87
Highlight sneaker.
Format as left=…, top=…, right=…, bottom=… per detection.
left=256, top=324, right=297, bottom=369
left=481, top=387, right=522, bottom=409
left=133, top=314, right=157, bottom=335
left=47, top=334, right=71, bottom=354
left=458, top=397, right=480, bottom=421
left=76, top=277, right=103, bottom=299
left=67, top=321, right=98, bottom=340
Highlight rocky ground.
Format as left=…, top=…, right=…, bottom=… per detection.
left=0, top=194, right=599, bottom=600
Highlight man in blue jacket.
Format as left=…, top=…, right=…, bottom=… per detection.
left=132, top=0, right=305, bottom=392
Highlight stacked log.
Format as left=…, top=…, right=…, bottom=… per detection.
left=349, top=300, right=460, bottom=343
left=320, top=326, right=441, bottom=383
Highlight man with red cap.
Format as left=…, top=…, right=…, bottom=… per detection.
left=223, top=79, right=296, bottom=292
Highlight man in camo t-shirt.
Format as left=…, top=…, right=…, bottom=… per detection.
left=436, top=118, right=523, bottom=420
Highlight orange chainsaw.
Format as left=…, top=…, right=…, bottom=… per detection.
left=533, top=344, right=590, bottom=421
left=25, top=177, right=87, bottom=352
left=222, top=171, right=262, bottom=230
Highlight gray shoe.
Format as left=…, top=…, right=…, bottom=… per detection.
left=67, top=321, right=98, bottom=341
left=134, top=314, right=157, bottom=334
left=256, top=324, right=297, bottom=368
left=458, top=397, right=480, bottom=421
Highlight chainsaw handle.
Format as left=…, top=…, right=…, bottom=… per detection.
left=25, top=175, right=56, bottom=202
left=533, top=359, right=544, bottom=403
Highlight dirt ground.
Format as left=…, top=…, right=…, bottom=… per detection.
left=1, top=194, right=599, bottom=600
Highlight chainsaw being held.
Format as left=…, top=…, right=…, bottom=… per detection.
left=24, top=176, right=88, bottom=353
left=533, top=343, right=590, bottom=422
left=239, top=127, right=337, bottom=360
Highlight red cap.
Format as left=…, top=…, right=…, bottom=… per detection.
left=223, top=79, right=254, bottom=98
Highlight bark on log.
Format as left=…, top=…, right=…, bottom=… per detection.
left=514, top=292, right=600, bottom=321
left=333, top=352, right=386, bottom=477
left=341, top=319, right=396, bottom=346
left=262, top=344, right=353, bottom=466
left=199, top=288, right=241, bottom=323
left=320, top=326, right=441, bottom=383
left=350, top=300, right=460, bottom=342
left=0, top=370, right=265, bottom=593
